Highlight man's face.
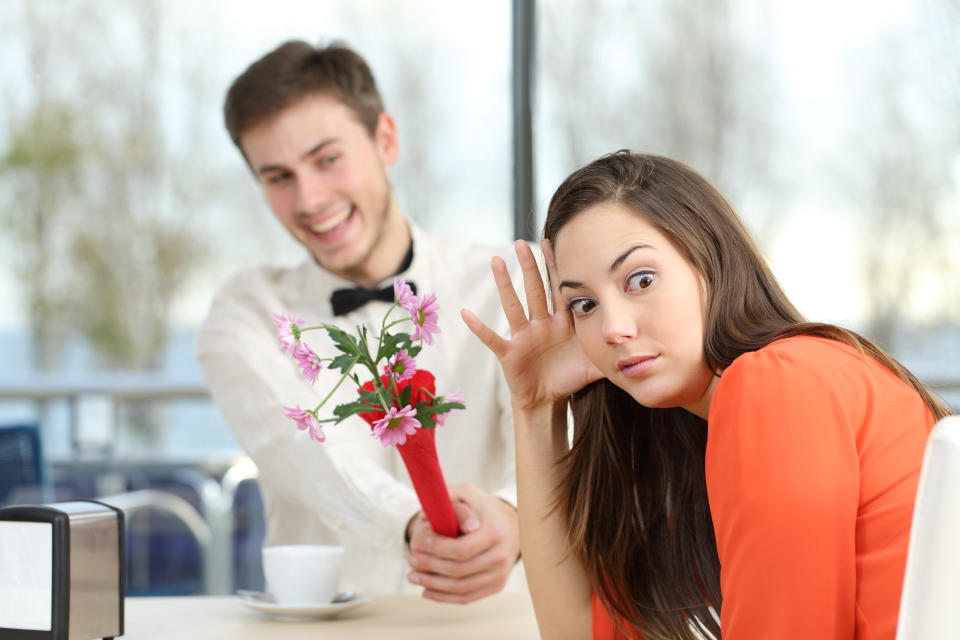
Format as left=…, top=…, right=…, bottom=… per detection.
left=240, top=94, right=401, bottom=282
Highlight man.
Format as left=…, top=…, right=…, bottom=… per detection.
left=197, top=40, right=523, bottom=603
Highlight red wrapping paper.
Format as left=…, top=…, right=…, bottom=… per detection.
left=357, top=370, right=458, bottom=538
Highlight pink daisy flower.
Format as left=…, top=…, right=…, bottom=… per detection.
left=372, top=405, right=420, bottom=447
left=293, top=342, right=323, bottom=384
left=273, top=312, right=304, bottom=357
left=393, top=277, right=417, bottom=313
left=284, top=405, right=325, bottom=443
left=410, top=293, right=441, bottom=345
left=434, top=391, right=462, bottom=427
left=384, top=349, right=417, bottom=383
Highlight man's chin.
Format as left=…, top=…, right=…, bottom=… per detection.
left=309, top=245, right=369, bottom=279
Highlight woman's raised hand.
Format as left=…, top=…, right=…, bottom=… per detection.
left=462, top=240, right=603, bottom=412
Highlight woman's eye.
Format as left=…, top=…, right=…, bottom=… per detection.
left=567, top=298, right=596, bottom=317
left=625, top=270, right=655, bottom=292
left=320, top=153, right=340, bottom=166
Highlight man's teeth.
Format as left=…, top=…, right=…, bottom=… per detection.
left=309, top=209, right=351, bottom=233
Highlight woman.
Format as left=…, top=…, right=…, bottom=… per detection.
left=461, top=151, right=952, bottom=640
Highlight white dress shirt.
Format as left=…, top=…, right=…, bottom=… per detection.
left=197, top=224, right=525, bottom=595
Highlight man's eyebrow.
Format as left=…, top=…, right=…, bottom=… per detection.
left=557, top=244, right=654, bottom=292
left=255, top=138, right=338, bottom=175
left=299, top=138, right=337, bottom=161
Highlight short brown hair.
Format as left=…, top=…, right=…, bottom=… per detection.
left=223, top=40, right=384, bottom=151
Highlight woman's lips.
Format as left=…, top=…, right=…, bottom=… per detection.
left=617, top=355, right=658, bottom=378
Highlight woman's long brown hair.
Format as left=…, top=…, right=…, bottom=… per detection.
left=543, top=151, right=953, bottom=640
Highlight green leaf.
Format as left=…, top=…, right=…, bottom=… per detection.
left=416, top=409, right=436, bottom=430
left=398, top=385, right=413, bottom=407
left=358, top=387, right=384, bottom=406
left=333, top=399, right=373, bottom=424
left=421, top=400, right=465, bottom=416
left=326, top=326, right=361, bottom=356
left=329, top=353, right=357, bottom=375
left=377, top=331, right=412, bottom=361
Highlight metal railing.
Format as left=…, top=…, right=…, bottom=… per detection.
left=0, top=372, right=258, bottom=595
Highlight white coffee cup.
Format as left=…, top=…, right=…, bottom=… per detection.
left=261, top=544, right=344, bottom=605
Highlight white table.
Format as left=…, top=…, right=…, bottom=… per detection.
left=122, top=592, right=540, bottom=639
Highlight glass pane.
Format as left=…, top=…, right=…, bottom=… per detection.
left=536, top=0, right=960, bottom=407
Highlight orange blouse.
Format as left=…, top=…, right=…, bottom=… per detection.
left=593, top=335, right=935, bottom=640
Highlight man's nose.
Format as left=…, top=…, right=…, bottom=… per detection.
left=296, top=171, right=334, bottom=214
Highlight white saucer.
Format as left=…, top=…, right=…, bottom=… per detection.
left=238, top=591, right=370, bottom=620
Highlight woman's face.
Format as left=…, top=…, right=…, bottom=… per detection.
left=553, top=202, right=718, bottom=418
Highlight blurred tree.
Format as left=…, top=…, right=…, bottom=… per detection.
left=843, top=19, right=959, bottom=350
left=63, top=1, right=209, bottom=370
left=2, top=106, right=82, bottom=370
left=539, top=0, right=613, bottom=171
left=919, top=0, right=960, bottom=146
left=540, top=0, right=784, bottom=241
left=340, top=4, right=450, bottom=230
left=641, top=0, right=782, bottom=235
left=1, top=0, right=218, bottom=371
left=0, top=0, right=228, bottom=444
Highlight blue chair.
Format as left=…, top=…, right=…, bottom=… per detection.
left=0, top=422, right=53, bottom=506
left=232, top=477, right=266, bottom=592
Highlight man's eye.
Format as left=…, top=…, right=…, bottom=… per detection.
left=319, top=153, right=340, bottom=166
left=266, top=172, right=291, bottom=185
left=567, top=298, right=596, bottom=317
left=625, top=270, right=655, bottom=292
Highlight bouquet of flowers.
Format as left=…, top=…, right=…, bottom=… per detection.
left=273, top=278, right=464, bottom=537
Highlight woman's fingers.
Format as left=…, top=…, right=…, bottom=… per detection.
left=515, top=240, right=551, bottom=321
left=490, top=256, right=528, bottom=333
left=541, top=240, right=566, bottom=325
left=461, top=308, right=508, bottom=359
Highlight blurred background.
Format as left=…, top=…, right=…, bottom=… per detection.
left=1, top=0, right=957, bottom=595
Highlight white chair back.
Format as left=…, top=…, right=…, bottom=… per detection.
left=896, top=414, right=960, bottom=640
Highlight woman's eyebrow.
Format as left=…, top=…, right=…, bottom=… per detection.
left=558, top=279, right=583, bottom=292
left=609, top=244, right=653, bottom=274
left=558, top=244, right=654, bottom=292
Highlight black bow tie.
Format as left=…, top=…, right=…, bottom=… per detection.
left=330, top=281, right=417, bottom=316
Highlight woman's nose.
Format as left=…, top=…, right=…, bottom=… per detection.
left=600, top=299, right=637, bottom=345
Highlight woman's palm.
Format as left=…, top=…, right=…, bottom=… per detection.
left=462, top=240, right=602, bottom=411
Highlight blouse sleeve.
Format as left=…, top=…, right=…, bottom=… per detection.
left=705, top=347, right=861, bottom=638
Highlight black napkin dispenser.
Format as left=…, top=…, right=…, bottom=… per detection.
left=0, top=500, right=124, bottom=640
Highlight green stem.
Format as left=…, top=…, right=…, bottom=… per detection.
left=312, top=355, right=361, bottom=413
left=355, top=350, right=392, bottom=414
left=374, top=302, right=414, bottom=361
left=298, top=324, right=333, bottom=333
left=358, top=327, right=380, bottom=374
left=377, top=302, right=399, bottom=355
left=389, top=373, right=400, bottom=401
left=383, top=318, right=411, bottom=331
left=376, top=388, right=392, bottom=413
